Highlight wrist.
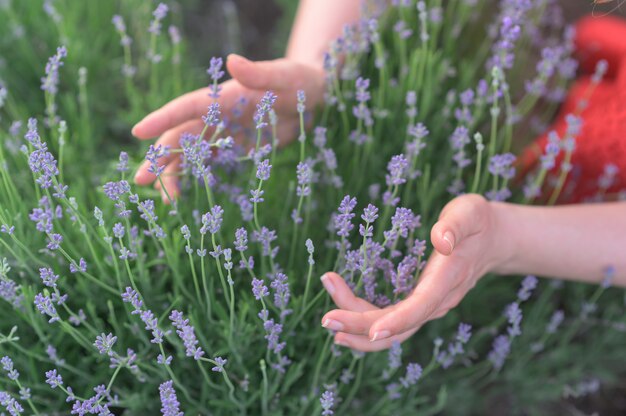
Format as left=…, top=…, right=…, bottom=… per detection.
left=486, top=201, right=520, bottom=276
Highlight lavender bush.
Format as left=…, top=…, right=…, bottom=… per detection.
left=0, top=0, right=624, bottom=414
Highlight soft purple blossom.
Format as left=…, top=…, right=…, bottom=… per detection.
left=34, top=293, right=59, bottom=323
left=1, top=357, right=19, bottom=381
left=208, top=57, right=224, bottom=98
left=202, top=102, right=221, bottom=127
left=45, top=369, right=63, bottom=388
left=256, top=159, right=272, bottom=181
left=334, top=195, right=357, bottom=238
left=488, top=335, right=510, bottom=370
left=211, top=356, right=227, bottom=373
left=400, top=363, right=422, bottom=388
left=253, top=91, right=277, bottom=129
left=170, top=310, right=205, bottom=360
left=159, top=380, right=183, bottom=416
left=252, top=278, right=269, bottom=300
left=488, top=153, right=516, bottom=179
left=200, top=205, right=224, bottom=235
left=385, top=154, right=409, bottom=186
left=517, top=275, right=538, bottom=301
left=94, top=333, right=117, bottom=356
left=320, top=389, right=335, bottom=415
left=117, top=152, right=129, bottom=173
left=148, top=3, right=169, bottom=35
left=234, top=228, right=248, bottom=251
left=39, top=267, right=59, bottom=288
left=41, top=46, right=67, bottom=95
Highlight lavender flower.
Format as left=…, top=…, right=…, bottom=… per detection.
left=488, top=153, right=516, bottom=179
left=103, top=180, right=130, bottom=201
left=39, top=267, right=59, bottom=288
left=334, top=195, right=357, bottom=238
left=0, top=391, right=24, bottom=415
left=149, top=3, right=169, bottom=35
left=320, top=389, right=335, bottom=415
left=211, top=357, right=227, bottom=373
left=256, top=159, right=272, bottom=181
left=252, top=278, right=269, bottom=300
left=296, top=89, right=306, bottom=113
left=263, top=319, right=285, bottom=353
left=385, top=154, right=409, bottom=186
left=44, top=369, right=63, bottom=388
left=234, top=228, right=248, bottom=251
left=517, top=275, right=538, bottom=301
left=546, top=310, right=564, bottom=334
left=46, top=233, right=62, bottom=250
left=296, top=161, right=313, bottom=197
left=200, top=205, right=224, bottom=235
left=253, top=91, right=277, bottom=129
left=117, top=151, right=129, bottom=173
left=41, top=46, right=67, bottom=95
left=34, top=293, right=59, bottom=323
left=270, top=272, right=290, bottom=310
left=399, top=363, right=422, bottom=388
left=94, top=333, right=117, bottom=356
left=170, top=310, right=205, bottom=360
left=1, top=357, right=19, bottom=381
left=488, top=335, right=510, bottom=370
left=505, top=302, right=522, bottom=337
left=146, top=144, right=170, bottom=177
left=159, top=380, right=183, bottom=416
left=202, top=103, right=221, bottom=126
left=208, top=57, right=224, bottom=98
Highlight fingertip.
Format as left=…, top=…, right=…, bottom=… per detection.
left=431, top=222, right=455, bottom=256
left=320, top=273, right=336, bottom=296
left=133, top=168, right=154, bottom=186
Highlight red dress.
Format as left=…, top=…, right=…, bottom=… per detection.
left=520, top=15, right=626, bottom=203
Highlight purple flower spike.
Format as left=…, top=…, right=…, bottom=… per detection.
left=159, top=380, right=183, bottom=416
left=170, top=310, right=205, bottom=360
left=256, top=159, right=272, bottom=181
left=252, top=278, right=269, bottom=300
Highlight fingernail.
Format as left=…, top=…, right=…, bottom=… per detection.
left=131, top=125, right=138, bottom=136
left=322, top=318, right=344, bottom=331
left=443, top=231, right=455, bottom=253
left=334, top=339, right=350, bottom=348
left=320, top=274, right=335, bottom=295
left=370, top=330, right=391, bottom=342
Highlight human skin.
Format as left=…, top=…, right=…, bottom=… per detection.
left=131, top=0, right=362, bottom=202
left=320, top=194, right=626, bottom=352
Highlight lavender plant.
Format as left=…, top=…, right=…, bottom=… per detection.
left=0, top=0, right=624, bottom=415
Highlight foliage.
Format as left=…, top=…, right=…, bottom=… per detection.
left=0, top=0, right=624, bottom=415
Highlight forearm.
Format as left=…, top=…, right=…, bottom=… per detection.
left=492, top=201, right=626, bottom=287
left=285, top=0, right=363, bottom=68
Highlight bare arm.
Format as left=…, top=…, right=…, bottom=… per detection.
left=285, top=0, right=363, bottom=68
left=493, top=201, right=626, bottom=286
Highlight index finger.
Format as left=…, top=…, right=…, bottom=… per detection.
left=132, top=79, right=247, bottom=139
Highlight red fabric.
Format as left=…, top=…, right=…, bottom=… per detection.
left=519, top=15, right=626, bottom=203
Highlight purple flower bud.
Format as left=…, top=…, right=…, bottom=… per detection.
left=94, top=333, right=117, bottom=356
left=159, top=380, right=182, bottom=416
left=385, top=154, right=409, bottom=187
left=252, top=278, right=269, bottom=300
left=256, top=159, right=272, bottom=181
left=212, top=356, right=227, bottom=372
left=45, top=369, right=63, bottom=388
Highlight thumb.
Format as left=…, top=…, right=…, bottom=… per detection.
left=430, top=194, right=489, bottom=256
left=227, top=54, right=298, bottom=91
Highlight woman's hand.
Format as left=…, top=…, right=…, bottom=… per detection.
left=131, top=54, right=326, bottom=202
left=320, top=194, right=513, bottom=352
